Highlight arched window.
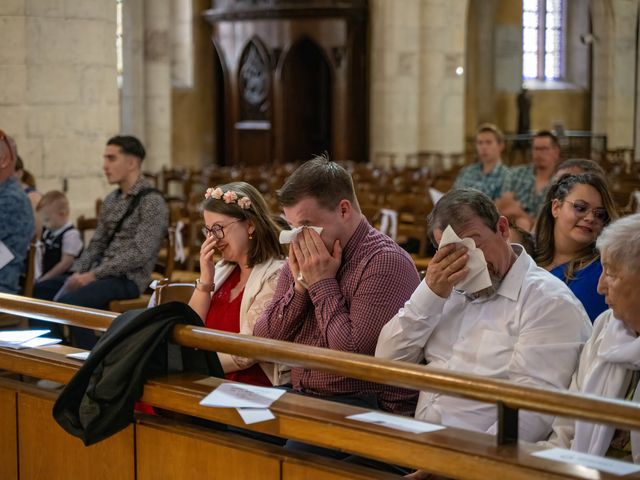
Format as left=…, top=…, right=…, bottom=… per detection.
left=523, top=0, right=565, bottom=81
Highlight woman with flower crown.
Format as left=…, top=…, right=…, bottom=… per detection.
left=188, top=181, right=288, bottom=386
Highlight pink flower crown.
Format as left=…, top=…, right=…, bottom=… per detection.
left=204, top=187, right=252, bottom=210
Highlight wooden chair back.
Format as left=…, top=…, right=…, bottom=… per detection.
left=21, top=239, right=38, bottom=298
left=153, top=279, right=195, bottom=305
left=108, top=226, right=176, bottom=313
left=161, top=167, right=189, bottom=202
left=76, top=215, right=98, bottom=245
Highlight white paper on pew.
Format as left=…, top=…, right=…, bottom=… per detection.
left=346, top=412, right=445, bottom=434
left=236, top=408, right=275, bottom=424
left=0, top=240, right=15, bottom=270
left=66, top=351, right=91, bottom=361
left=5, top=337, right=62, bottom=349
left=0, top=329, right=50, bottom=346
left=199, top=383, right=286, bottom=409
left=532, top=448, right=640, bottom=476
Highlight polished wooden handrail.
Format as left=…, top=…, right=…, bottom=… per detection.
left=2, top=292, right=640, bottom=433
left=0, top=293, right=114, bottom=330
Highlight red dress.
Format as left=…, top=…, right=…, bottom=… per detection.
left=205, top=266, right=271, bottom=386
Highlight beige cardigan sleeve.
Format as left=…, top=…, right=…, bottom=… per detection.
left=217, top=259, right=284, bottom=374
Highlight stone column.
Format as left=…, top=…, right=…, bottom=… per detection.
left=469, top=0, right=498, bottom=125
left=369, top=0, right=468, bottom=167
left=0, top=1, right=119, bottom=217
left=591, top=0, right=639, bottom=149
left=417, top=0, right=468, bottom=155
left=143, top=0, right=172, bottom=172
left=369, top=0, right=420, bottom=166
left=121, top=0, right=146, bottom=140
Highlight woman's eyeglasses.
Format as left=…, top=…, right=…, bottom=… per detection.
left=564, top=199, right=609, bottom=223
left=201, top=219, right=242, bottom=239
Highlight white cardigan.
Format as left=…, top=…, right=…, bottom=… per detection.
left=212, top=257, right=289, bottom=385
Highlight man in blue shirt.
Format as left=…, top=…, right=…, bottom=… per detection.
left=0, top=130, right=35, bottom=294
left=453, top=123, right=511, bottom=200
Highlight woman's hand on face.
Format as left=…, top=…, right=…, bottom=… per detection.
left=199, top=233, right=218, bottom=283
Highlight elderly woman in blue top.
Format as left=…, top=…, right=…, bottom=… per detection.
left=0, top=130, right=34, bottom=294
left=534, top=173, right=618, bottom=321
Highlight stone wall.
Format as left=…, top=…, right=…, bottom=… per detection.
left=369, top=0, right=468, bottom=167
left=591, top=0, right=639, bottom=150
left=0, top=0, right=120, bottom=219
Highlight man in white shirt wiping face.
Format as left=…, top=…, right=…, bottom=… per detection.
left=376, top=187, right=592, bottom=443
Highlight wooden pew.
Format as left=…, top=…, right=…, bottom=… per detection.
left=0, top=372, right=398, bottom=480
left=0, top=378, right=135, bottom=480
left=2, top=293, right=640, bottom=479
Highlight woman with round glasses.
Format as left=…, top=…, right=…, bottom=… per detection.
left=535, top=173, right=618, bottom=321
left=188, top=181, right=287, bottom=386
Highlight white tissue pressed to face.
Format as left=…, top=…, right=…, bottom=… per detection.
left=279, top=226, right=323, bottom=244
left=439, top=225, right=492, bottom=295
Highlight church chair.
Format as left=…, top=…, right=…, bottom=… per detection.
left=384, top=192, right=433, bottom=257
left=161, top=166, right=189, bottom=203
left=151, top=279, right=195, bottom=306
left=360, top=203, right=382, bottom=227
left=76, top=214, right=98, bottom=246
left=108, top=226, right=177, bottom=313
left=183, top=169, right=207, bottom=200
left=142, top=171, right=159, bottom=189
left=21, top=238, right=38, bottom=298
left=204, top=166, right=233, bottom=188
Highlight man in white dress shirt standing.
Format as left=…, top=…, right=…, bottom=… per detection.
left=376, top=188, right=592, bottom=444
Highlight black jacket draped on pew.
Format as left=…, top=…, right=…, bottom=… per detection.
left=53, top=301, right=223, bottom=446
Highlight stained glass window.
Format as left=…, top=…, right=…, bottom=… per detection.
left=522, top=0, right=564, bottom=81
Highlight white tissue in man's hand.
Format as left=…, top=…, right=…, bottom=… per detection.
left=279, top=226, right=323, bottom=244
left=438, top=225, right=492, bottom=294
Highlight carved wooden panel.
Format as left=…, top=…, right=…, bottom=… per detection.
left=205, top=0, right=368, bottom=166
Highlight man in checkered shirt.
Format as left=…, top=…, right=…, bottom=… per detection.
left=496, top=130, right=561, bottom=230
left=452, top=123, right=511, bottom=200
left=254, top=156, right=420, bottom=416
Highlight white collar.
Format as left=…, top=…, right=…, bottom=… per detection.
left=494, top=244, right=528, bottom=302
left=46, top=221, right=73, bottom=237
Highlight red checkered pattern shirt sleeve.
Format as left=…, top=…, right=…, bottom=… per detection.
left=254, top=218, right=420, bottom=415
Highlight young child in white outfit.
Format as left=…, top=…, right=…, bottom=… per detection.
left=35, top=190, right=83, bottom=282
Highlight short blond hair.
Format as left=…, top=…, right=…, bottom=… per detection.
left=476, top=123, right=505, bottom=144
left=37, top=190, right=69, bottom=213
